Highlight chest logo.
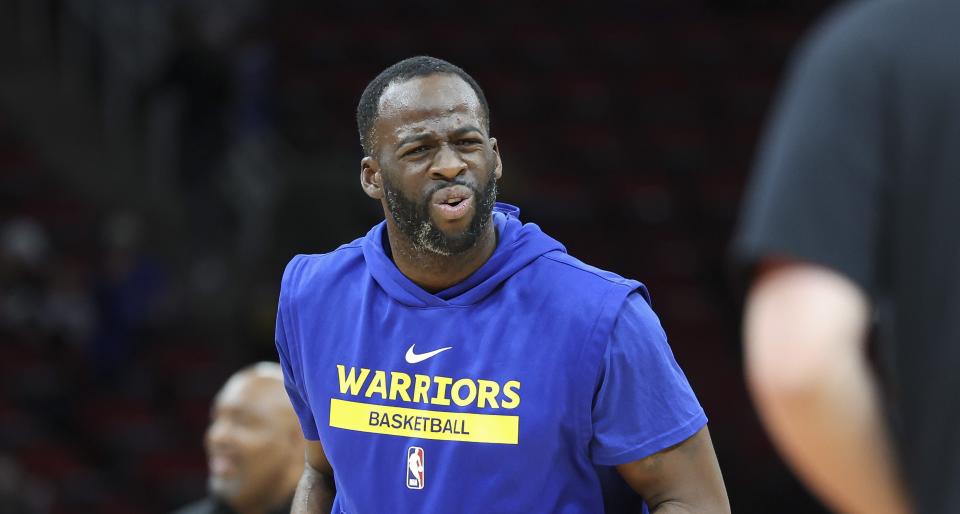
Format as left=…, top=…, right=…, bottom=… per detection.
left=407, top=446, right=425, bottom=489
left=405, top=344, right=453, bottom=364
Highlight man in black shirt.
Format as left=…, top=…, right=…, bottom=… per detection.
left=173, top=362, right=305, bottom=514
left=735, top=1, right=960, bottom=513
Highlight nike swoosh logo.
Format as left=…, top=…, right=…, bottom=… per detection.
left=405, top=344, right=453, bottom=364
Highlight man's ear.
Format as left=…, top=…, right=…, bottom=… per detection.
left=490, top=137, right=503, bottom=180
left=361, top=156, right=384, bottom=199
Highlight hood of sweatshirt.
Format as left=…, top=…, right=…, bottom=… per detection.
left=361, top=203, right=566, bottom=308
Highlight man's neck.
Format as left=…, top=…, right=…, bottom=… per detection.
left=385, top=223, right=498, bottom=293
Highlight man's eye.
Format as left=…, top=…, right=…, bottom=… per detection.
left=457, top=139, right=482, bottom=146
left=404, top=146, right=429, bottom=157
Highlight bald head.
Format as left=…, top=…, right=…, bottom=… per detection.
left=219, top=363, right=296, bottom=421
left=237, top=361, right=286, bottom=381
left=205, top=362, right=304, bottom=514
left=214, top=362, right=300, bottom=434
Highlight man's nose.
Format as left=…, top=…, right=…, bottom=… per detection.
left=428, top=143, right=467, bottom=181
left=206, top=419, right=231, bottom=449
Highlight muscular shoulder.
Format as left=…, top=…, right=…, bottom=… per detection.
left=280, top=241, right=365, bottom=303
left=535, top=250, right=643, bottom=298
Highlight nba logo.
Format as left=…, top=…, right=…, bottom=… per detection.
left=406, top=446, right=424, bottom=490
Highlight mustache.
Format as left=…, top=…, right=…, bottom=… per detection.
left=430, top=179, right=479, bottom=191
left=425, top=179, right=480, bottom=200
left=382, top=176, right=480, bottom=206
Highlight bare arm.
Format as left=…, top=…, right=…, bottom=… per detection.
left=744, top=260, right=912, bottom=514
left=616, top=426, right=730, bottom=514
left=291, top=440, right=335, bottom=514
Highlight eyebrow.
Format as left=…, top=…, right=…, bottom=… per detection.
left=396, top=125, right=484, bottom=147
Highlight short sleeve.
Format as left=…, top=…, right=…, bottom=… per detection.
left=590, top=292, right=707, bottom=465
left=275, top=256, right=321, bottom=441
left=733, top=2, right=890, bottom=293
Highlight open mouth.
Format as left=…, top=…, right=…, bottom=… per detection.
left=209, top=454, right=238, bottom=476
left=432, top=186, right=475, bottom=220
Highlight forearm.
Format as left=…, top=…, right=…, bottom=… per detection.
left=649, top=496, right=734, bottom=514
left=746, top=263, right=912, bottom=514
left=291, top=464, right=335, bottom=514
left=751, top=351, right=909, bottom=514
left=648, top=500, right=695, bottom=513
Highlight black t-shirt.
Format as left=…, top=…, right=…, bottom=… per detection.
left=734, top=1, right=960, bottom=512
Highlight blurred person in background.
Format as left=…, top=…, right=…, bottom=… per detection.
left=0, top=217, right=51, bottom=338
left=736, top=1, right=960, bottom=513
left=276, top=56, right=729, bottom=513
left=173, top=362, right=304, bottom=514
left=93, top=211, right=167, bottom=375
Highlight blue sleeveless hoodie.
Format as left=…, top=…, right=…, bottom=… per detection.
left=277, top=204, right=647, bottom=513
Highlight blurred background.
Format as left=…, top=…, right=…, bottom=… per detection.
left=0, top=0, right=838, bottom=512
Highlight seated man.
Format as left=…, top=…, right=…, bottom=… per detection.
left=173, top=362, right=305, bottom=514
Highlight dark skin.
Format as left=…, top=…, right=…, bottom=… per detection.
left=360, top=73, right=502, bottom=292
left=616, top=427, right=730, bottom=513
left=292, top=73, right=730, bottom=514
left=292, top=442, right=334, bottom=514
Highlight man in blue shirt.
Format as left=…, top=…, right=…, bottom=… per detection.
left=276, top=56, right=729, bottom=513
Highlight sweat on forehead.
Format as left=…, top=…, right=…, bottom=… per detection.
left=356, top=56, right=491, bottom=155
left=375, top=74, right=485, bottom=130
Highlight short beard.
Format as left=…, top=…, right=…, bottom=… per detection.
left=383, top=176, right=498, bottom=256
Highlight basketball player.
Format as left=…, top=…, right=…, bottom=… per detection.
left=173, top=363, right=305, bottom=514
left=736, top=1, right=960, bottom=513
left=275, top=56, right=730, bottom=513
